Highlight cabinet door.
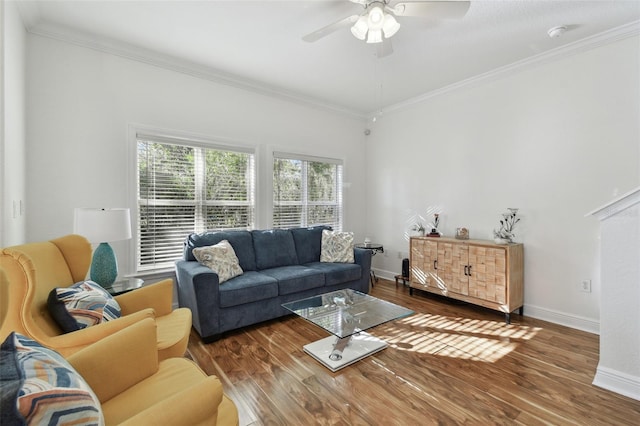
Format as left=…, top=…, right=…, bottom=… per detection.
left=437, top=241, right=469, bottom=295
left=468, top=245, right=507, bottom=303
left=410, top=239, right=438, bottom=289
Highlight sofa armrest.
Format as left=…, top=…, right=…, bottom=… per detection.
left=175, top=260, right=221, bottom=340
left=118, top=377, right=224, bottom=426
left=354, top=248, right=372, bottom=293
left=67, top=318, right=159, bottom=403
left=46, top=309, right=155, bottom=357
left=354, top=247, right=372, bottom=273
left=115, top=279, right=173, bottom=317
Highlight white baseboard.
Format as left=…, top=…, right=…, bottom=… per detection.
left=593, top=365, right=640, bottom=401
left=371, top=268, right=600, bottom=335
left=522, top=304, right=599, bottom=335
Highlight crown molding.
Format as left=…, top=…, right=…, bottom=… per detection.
left=24, top=22, right=367, bottom=121
left=21, top=15, right=639, bottom=123
left=375, top=20, right=640, bottom=118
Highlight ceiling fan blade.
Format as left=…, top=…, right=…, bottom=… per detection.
left=349, top=0, right=369, bottom=4
left=376, top=39, right=394, bottom=58
left=391, top=1, right=471, bottom=19
left=302, top=15, right=360, bottom=42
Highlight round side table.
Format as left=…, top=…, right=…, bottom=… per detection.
left=105, top=277, right=144, bottom=296
left=355, top=243, right=384, bottom=287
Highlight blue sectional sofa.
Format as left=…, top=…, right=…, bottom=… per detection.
left=175, top=227, right=372, bottom=342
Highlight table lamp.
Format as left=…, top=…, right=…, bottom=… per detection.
left=74, top=208, right=132, bottom=287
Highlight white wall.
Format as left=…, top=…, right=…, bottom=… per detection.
left=591, top=188, right=640, bottom=400
left=25, top=34, right=368, bottom=277
left=1, top=0, right=27, bottom=246
left=366, top=36, right=640, bottom=331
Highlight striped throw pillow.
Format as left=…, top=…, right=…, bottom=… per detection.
left=0, top=332, right=104, bottom=425
left=48, top=281, right=122, bottom=333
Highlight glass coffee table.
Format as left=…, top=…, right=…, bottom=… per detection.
left=282, top=289, right=413, bottom=372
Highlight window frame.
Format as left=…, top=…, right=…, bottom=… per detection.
left=130, top=126, right=256, bottom=273
left=272, top=151, right=344, bottom=231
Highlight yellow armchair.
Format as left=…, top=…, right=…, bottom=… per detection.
left=0, top=234, right=191, bottom=360
left=67, top=318, right=238, bottom=425
left=0, top=283, right=238, bottom=426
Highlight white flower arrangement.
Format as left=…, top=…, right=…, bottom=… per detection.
left=494, top=208, right=520, bottom=243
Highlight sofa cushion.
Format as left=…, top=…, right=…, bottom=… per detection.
left=260, top=266, right=326, bottom=296
left=305, top=262, right=362, bottom=286
left=218, top=271, right=279, bottom=308
left=320, top=230, right=355, bottom=263
left=252, top=230, right=298, bottom=270
left=0, top=332, right=104, bottom=425
left=193, top=240, right=243, bottom=284
left=184, top=231, right=256, bottom=271
left=291, top=226, right=331, bottom=265
left=47, top=280, right=122, bottom=333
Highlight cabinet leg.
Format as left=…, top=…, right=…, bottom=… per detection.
left=518, top=306, right=524, bottom=316
left=409, top=287, right=413, bottom=296
left=505, top=313, right=511, bottom=324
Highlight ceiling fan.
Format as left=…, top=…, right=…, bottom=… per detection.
left=302, top=0, right=471, bottom=57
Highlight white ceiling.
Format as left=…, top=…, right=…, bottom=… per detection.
left=15, top=0, right=640, bottom=116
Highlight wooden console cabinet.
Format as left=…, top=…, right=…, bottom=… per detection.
left=409, top=236, right=524, bottom=323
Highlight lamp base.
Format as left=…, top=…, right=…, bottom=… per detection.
left=90, top=242, right=118, bottom=287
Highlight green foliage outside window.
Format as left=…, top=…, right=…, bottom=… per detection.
left=137, top=139, right=254, bottom=270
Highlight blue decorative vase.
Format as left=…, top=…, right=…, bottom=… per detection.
left=90, top=242, right=118, bottom=287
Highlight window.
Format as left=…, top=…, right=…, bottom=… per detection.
left=137, top=133, right=255, bottom=271
left=273, top=152, right=343, bottom=230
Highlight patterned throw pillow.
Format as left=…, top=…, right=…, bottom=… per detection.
left=47, top=281, right=122, bottom=333
left=193, top=239, right=244, bottom=284
left=0, top=332, right=104, bottom=425
left=320, top=230, right=355, bottom=263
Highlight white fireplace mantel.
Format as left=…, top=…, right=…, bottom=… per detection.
left=588, top=186, right=640, bottom=401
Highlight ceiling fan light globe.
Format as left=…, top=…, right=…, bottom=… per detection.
left=351, top=15, right=368, bottom=40
left=366, top=29, right=383, bottom=44
left=367, top=6, right=385, bottom=30
left=382, top=14, right=400, bottom=38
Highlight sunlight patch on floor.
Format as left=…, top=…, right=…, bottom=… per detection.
left=383, top=312, right=541, bottom=362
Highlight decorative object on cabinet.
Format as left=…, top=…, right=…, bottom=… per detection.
left=412, top=222, right=426, bottom=236
left=455, top=227, right=469, bottom=240
left=427, top=213, right=441, bottom=237
left=409, top=236, right=524, bottom=323
left=493, top=208, right=521, bottom=244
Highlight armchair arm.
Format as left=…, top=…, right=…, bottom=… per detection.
left=118, top=377, right=224, bottom=426
left=45, top=309, right=155, bottom=357
left=115, top=279, right=173, bottom=317
left=67, top=318, right=159, bottom=403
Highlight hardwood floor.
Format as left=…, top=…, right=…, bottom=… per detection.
left=187, top=279, right=640, bottom=425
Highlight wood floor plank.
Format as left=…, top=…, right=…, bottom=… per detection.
left=188, top=280, right=640, bottom=425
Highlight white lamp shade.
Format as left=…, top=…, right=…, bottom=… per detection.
left=74, top=208, right=132, bottom=243
left=351, top=15, right=368, bottom=40
left=367, top=6, right=385, bottom=30
left=382, top=14, right=400, bottom=38
left=367, top=29, right=383, bottom=44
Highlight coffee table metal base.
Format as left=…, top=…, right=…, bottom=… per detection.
left=303, top=332, right=387, bottom=372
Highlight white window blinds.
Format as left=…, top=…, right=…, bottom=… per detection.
left=137, top=134, right=255, bottom=271
left=273, top=152, right=343, bottom=230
